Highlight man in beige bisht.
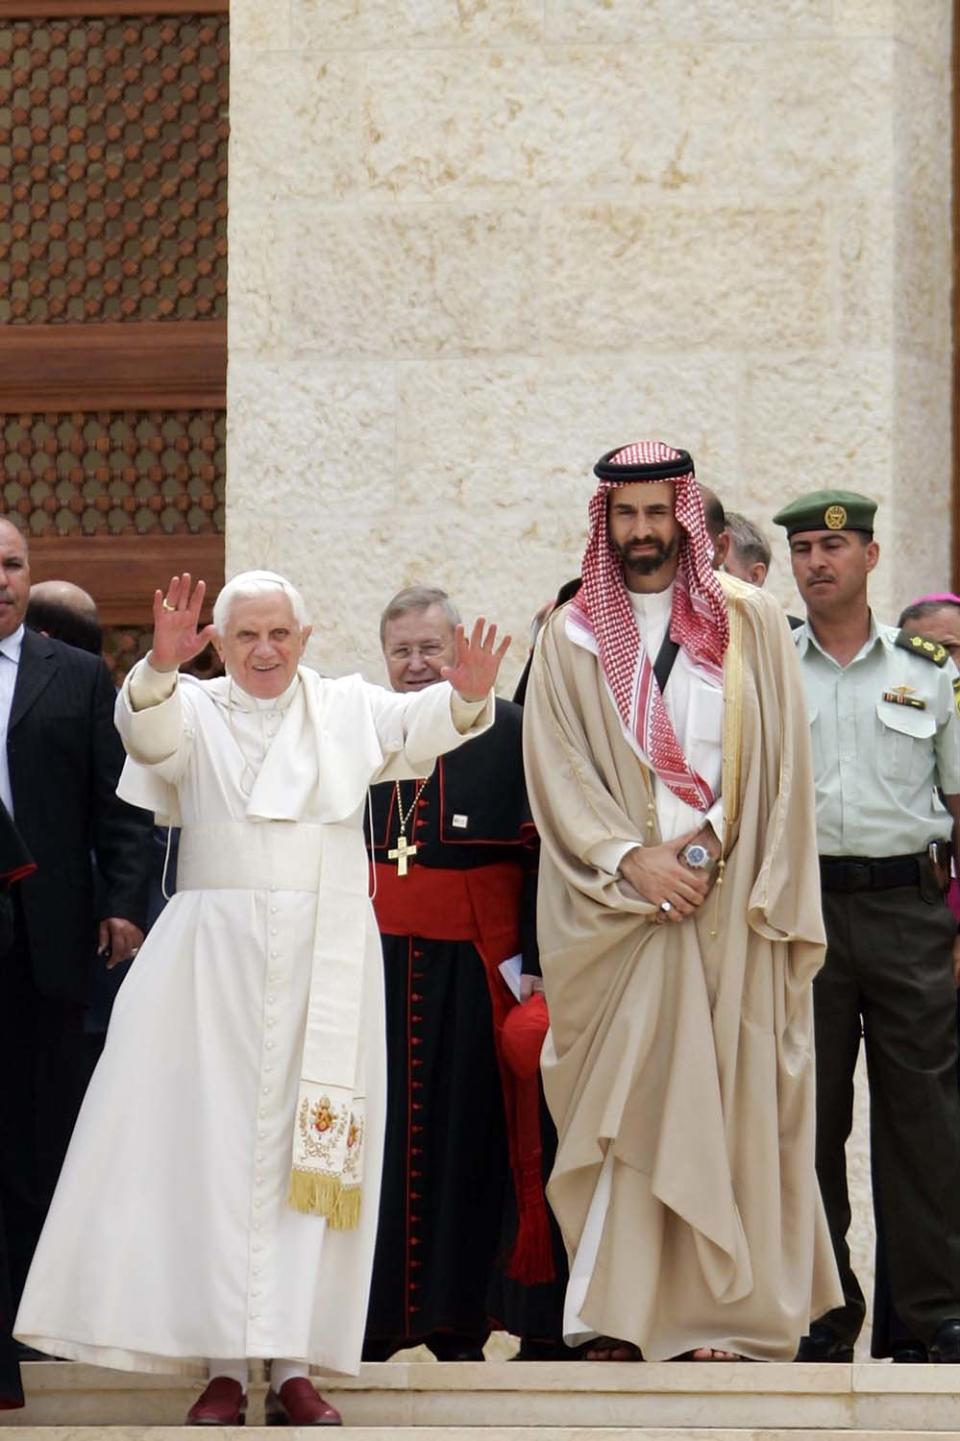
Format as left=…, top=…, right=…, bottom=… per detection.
left=16, top=569, right=508, bottom=1425
left=523, top=441, right=841, bottom=1362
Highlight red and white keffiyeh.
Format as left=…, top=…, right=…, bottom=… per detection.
left=568, top=440, right=729, bottom=811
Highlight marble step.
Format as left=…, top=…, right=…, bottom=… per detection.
left=6, top=1433, right=960, bottom=1441
left=5, top=1362, right=960, bottom=1431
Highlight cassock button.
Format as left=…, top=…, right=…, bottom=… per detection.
left=270, top=928, right=278, bottom=937
left=262, top=1086, right=271, bottom=1096
left=270, top=906, right=278, bottom=916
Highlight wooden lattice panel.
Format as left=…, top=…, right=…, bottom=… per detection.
left=102, top=620, right=151, bottom=680
left=1, top=409, right=226, bottom=535
left=1, top=14, right=228, bottom=324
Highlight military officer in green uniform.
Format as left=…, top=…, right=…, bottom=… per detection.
left=773, top=489, right=960, bottom=1364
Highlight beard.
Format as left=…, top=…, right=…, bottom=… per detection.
left=614, top=534, right=679, bottom=576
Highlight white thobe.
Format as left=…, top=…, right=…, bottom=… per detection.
left=564, top=583, right=725, bottom=1344
left=15, top=661, right=490, bottom=1378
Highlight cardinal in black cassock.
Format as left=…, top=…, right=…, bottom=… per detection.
left=363, top=589, right=552, bottom=1360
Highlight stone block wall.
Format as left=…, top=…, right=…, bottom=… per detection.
left=228, top=0, right=952, bottom=691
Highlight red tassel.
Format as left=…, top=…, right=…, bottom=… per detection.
left=507, top=1194, right=556, bottom=1285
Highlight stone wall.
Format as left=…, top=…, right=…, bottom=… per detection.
left=228, top=0, right=953, bottom=691
left=228, top=0, right=955, bottom=1351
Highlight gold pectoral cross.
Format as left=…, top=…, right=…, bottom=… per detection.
left=388, top=832, right=418, bottom=877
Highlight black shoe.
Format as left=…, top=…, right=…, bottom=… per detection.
left=891, top=1341, right=928, bottom=1363
left=795, top=1323, right=854, bottom=1363
left=427, top=1332, right=487, bottom=1362
left=929, top=1319, right=960, bottom=1363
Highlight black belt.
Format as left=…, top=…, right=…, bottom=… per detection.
left=819, top=853, right=924, bottom=894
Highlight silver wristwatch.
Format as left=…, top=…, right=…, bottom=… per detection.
left=679, top=841, right=715, bottom=872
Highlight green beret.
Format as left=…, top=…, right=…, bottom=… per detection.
left=772, top=489, right=877, bottom=538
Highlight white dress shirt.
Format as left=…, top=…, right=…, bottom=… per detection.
left=0, top=625, right=24, bottom=816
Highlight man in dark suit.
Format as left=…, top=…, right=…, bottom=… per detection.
left=0, top=518, right=152, bottom=1370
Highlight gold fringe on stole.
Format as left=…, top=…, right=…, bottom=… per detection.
left=288, top=1170, right=362, bottom=1230
left=712, top=599, right=745, bottom=937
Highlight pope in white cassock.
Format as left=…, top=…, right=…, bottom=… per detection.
left=15, top=569, right=508, bottom=1427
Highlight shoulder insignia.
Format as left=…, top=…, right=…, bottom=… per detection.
left=953, top=676, right=960, bottom=718
left=895, top=629, right=949, bottom=667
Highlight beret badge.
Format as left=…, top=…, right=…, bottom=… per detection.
left=824, top=504, right=847, bottom=530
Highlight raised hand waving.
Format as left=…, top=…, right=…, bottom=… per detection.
left=149, top=573, right=218, bottom=673
left=440, top=618, right=511, bottom=702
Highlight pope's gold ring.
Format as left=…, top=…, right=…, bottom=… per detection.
left=161, top=600, right=176, bottom=612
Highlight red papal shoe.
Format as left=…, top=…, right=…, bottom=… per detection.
left=264, top=1377, right=342, bottom=1426
left=186, top=1376, right=247, bottom=1426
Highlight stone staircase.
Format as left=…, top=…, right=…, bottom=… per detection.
left=3, top=1360, right=960, bottom=1438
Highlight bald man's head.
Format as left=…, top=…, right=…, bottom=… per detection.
left=29, top=579, right=98, bottom=617
left=26, top=578, right=102, bottom=655
left=0, top=520, right=30, bottom=640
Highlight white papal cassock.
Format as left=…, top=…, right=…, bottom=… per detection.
left=15, top=659, right=491, bottom=1378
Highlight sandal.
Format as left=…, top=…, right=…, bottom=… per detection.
left=582, top=1335, right=644, bottom=1361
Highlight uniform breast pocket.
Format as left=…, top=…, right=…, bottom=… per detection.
left=875, top=702, right=937, bottom=784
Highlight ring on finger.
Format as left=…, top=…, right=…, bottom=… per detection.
left=659, top=900, right=672, bottom=914
left=161, top=599, right=176, bottom=612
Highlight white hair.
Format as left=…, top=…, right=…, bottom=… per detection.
left=212, top=570, right=309, bottom=633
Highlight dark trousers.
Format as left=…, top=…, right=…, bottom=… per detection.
left=0, top=924, right=89, bottom=1357
left=870, top=988, right=960, bottom=1356
left=0, top=1199, right=22, bottom=1406
left=814, top=874, right=960, bottom=1345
